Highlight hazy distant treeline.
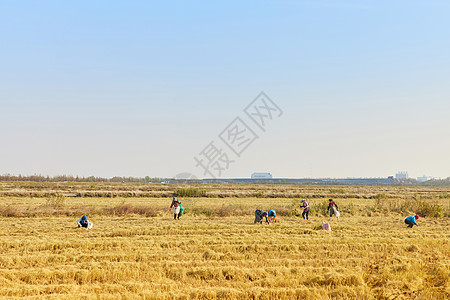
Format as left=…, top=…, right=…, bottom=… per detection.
left=418, top=178, right=450, bottom=187
left=0, top=175, right=165, bottom=183
left=1, top=174, right=450, bottom=186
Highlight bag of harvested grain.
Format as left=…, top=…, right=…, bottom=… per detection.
left=322, top=221, right=332, bottom=231
left=179, top=204, right=185, bottom=217
left=334, top=207, right=340, bottom=218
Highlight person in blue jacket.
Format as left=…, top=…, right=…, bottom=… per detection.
left=404, top=215, right=420, bottom=228
left=77, top=215, right=93, bottom=229
left=268, top=209, right=277, bottom=223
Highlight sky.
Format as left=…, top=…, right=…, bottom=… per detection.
left=1, top=0, right=449, bottom=179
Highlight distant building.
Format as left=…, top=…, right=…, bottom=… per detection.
left=417, top=175, right=432, bottom=182
left=395, top=171, right=408, bottom=180
left=251, top=172, right=273, bottom=179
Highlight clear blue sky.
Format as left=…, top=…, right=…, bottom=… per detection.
left=1, top=0, right=449, bottom=179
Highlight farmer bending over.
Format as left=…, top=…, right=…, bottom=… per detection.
left=405, top=215, right=420, bottom=228
left=268, top=209, right=277, bottom=223
left=77, top=215, right=93, bottom=230
left=254, top=209, right=269, bottom=224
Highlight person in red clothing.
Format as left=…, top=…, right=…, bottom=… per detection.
left=326, top=199, right=339, bottom=221
left=301, top=199, right=310, bottom=220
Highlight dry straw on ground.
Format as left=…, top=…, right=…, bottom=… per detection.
left=0, top=183, right=449, bottom=299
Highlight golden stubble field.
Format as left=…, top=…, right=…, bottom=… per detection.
left=0, top=182, right=449, bottom=299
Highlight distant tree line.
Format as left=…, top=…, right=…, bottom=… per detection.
left=1, top=174, right=450, bottom=186
left=0, top=174, right=166, bottom=183
left=418, top=178, right=450, bottom=187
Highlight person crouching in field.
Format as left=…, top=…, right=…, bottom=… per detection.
left=77, top=215, right=93, bottom=230
left=405, top=215, right=420, bottom=228
left=254, top=209, right=270, bottom=224
left=301, top=199, right=310, bottom=220
left=327, top=199, right=340, bottom=221
left=268, top=209, right=277, bottom=223
left=170, top=197, right=183, bottom=220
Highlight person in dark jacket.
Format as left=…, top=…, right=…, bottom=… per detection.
left=254, top=209, right=269, bottom=224
left=405, top=215, right=420, bottom=228
left=326, top=199, right=339, bottom=221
